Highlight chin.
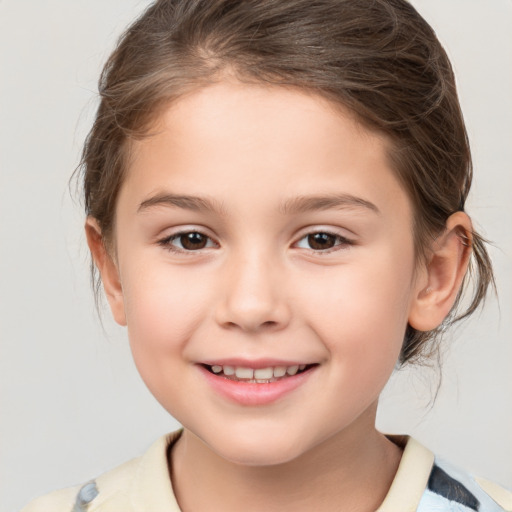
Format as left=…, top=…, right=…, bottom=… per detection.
left=205, top=430, right=312, bottom=467
left=221, top=447, right=302, bottom=467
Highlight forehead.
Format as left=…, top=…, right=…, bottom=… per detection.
left=145, top=81, right=382, bottom=155
left=121, top=81, right=411, bottom=222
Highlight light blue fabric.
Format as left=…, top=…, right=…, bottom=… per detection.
left=417, top=458, right=508, bottom=512
left=71, top=481, right=99, bottom=512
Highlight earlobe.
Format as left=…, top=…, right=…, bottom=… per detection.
left=408, top=212, right=473, bottom=332
left=84, top=217, right=127, bottom=326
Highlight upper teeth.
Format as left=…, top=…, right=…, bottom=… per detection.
left=210, top=364, right=307, bottom=379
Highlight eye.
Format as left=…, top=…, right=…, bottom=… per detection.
left=158, top=230, right=217, bottom=253
left=295, top=231, right=354, bottom=253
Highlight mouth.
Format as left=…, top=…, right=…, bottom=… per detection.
left=200, top=363, right=317, bottom=383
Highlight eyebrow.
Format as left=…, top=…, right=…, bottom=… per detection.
left=138, top=194, right=228, bottom=216
left=280, top=193, right=380, bottom=216
left=138, top=192, right=380, bottom=216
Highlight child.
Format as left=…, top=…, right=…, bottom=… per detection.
left=22, top=0, right=511, bottom=510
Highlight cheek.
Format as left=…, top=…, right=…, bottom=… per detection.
left=119, top=265, right=206, bottom=409
left=120, top=262, right=204, bottom=366
left=307, top=248, right=415, bottom=374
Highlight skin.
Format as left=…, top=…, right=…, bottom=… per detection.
left=87, top=80, right=472, bottom=511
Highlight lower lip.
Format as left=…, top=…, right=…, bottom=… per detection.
left=198, top=366, right=316, bottom=406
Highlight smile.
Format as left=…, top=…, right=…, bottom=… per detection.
left=199, top=362, right=319, bottom=405
left=203, top=364, right=313, bottom=383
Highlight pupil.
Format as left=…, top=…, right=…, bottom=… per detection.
left=182, top=232, right=206, bottom=250
left=308, top=233, right=334, bottom=250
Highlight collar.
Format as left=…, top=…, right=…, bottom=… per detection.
left=376, top=435, right=435, bottom=512
left=129, top=429, right=183, bottom=512
left=130, top=430, right=434, bottom=512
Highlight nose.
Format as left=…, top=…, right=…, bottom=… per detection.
left=214, top=248, right=291, bottom=334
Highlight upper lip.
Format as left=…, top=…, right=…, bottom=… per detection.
left=199, top=358, right=316, bottom=369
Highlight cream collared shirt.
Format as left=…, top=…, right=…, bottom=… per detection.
left=22, top=430, right=512, bottom=512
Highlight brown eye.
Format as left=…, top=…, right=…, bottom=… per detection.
left=159, top=231, right=216, bottom=253
left=295, top=231, right=354, bottom=253
left=179, top=232, right=208, bottom=250
left=307, top=233, right=337, bottom=250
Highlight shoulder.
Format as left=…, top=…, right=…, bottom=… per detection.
left=21, top=430, right=183, bottom=512
left=21, top=457, right=140, bottom=512
left=378, top=435, right=512, bottom=512
left=419, top=457, right=512, bottom=512
left=20, top=484, right=80, bottom=512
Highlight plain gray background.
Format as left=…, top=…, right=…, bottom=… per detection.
left=1, top=1, right=511, bottom=510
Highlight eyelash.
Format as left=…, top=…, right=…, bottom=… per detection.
left=158, top=231, right=217, bottom=254
left=157, top=229, right=355, bottom=255
left=295, top=231, right=355, bottom=254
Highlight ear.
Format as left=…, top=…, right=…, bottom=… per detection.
left=85, top=217, right=127, bottom=326
left=408, top=211, right=472, bottom=332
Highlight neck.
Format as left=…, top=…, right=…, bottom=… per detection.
left=169, top=406, right=402, bottom=512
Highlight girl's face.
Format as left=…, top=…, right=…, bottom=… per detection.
left=108, top=81, right=423, bottom=465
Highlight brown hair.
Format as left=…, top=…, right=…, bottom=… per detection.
left=80, top=0, right=495, bottom=364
